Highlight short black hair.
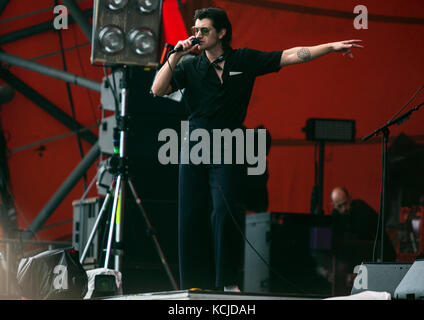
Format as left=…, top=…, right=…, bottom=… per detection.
left=194, top=7, right=232, bottom=51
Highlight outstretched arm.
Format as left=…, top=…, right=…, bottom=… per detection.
left=280, top=40, right=363, bottom=67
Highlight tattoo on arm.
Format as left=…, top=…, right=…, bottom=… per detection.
left=297, top=48, right=312, bottom=62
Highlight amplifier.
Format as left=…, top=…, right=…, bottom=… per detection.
left=72, top=197, right=107, bottom=269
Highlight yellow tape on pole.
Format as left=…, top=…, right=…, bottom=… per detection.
left=116, top=192, right=121, bottom=224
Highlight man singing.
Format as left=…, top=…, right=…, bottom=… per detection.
left=151, top=7, right=363, bottom=291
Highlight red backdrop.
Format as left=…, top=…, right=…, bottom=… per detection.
left=0, top=0, right=423, bottom=240
left=215, top=0, right=424, bottom=214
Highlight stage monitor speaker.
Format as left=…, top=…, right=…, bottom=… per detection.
left=394, top=259, right=424, bottom=300
left=351, top=262, right=412, bottom=297
left=243, top=212, right=271, bottom=293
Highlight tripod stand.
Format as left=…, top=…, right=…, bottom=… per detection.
left=79, top=66, right=178, bottom=290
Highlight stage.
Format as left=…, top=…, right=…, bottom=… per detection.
left=104, top=289, right=324, bottom=300
left=101, top=289, right=394, bottom=301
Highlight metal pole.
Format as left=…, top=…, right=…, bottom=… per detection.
left=0, top=0, right=10, bottom=16
left=104, top=67, right=129, bottom=272
left=104, top=174, right=122, bottom=269
left=380, top=129, right=389, bottom=262
left=0, top=21, right=52, bottom=46
left=80, top=183, right=114, bottom=264
left=113, top=77, right=129, bottom=272
left=61, top=0, right=92, bottom=40
left=316, top=141, right=325, bottom=214
left=0, top=8, right=93, bottom=46
left=0, top=67, right=98, bottom=145
left=24, top=142, right=100, bottom=240
left=0, top=51, right=101, bottom=92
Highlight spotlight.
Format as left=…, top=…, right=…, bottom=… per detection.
left=303, top=118, right=356, bottom=142
left=91, top=0, right=163, bottom=66
left=98, top=25, right=125, bottom=54
left=104, top=0, right=128, bottom=11
left=135, top=0, right=159, bottom=14
left=128, top=28, right=156, bottom=55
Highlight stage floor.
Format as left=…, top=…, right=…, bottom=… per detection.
left=104, top=289, right=325, bottom=300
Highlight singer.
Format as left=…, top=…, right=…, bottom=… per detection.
left=151, top=7, right=363, bottom=291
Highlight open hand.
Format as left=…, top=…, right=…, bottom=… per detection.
left=332, top=40, right=364, bottom=58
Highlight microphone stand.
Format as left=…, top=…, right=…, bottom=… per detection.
left=362, top=101, right=424, bottom=262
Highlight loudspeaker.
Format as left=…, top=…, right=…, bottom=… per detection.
left=394, top=259, right=424, bottom=300
left=72, top=198, right=108, bottom=268
left=243, top=212, right=271, bottom=292
left=351, top=262, right=412, bottom=297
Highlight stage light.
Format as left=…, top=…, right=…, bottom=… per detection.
left=303, top=118, right=356, bottom=143
left=128, top=28, right=156, bottom=55
left=98, top=25, right=125, bottom=53
left=304, top=118, right=356, bottom=215
left=104, top=0, right=128, bottom=11
left=91, top=0, right=163, bottom=66
left=135, top=0, right=159, bottom=13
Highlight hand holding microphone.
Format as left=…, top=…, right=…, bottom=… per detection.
left=169, top=36, right=200, bottom=55
left=154, top=37, right=201, bottom=96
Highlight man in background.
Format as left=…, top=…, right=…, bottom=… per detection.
left=331, top=187, right=379, bottom=241
left=330, top=187, right=396, bottom=295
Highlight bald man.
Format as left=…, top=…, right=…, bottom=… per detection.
left=331, top=187, right=379, bottom=243
left=331, top=187, right=353, bottom=215
left=330, top=187, right=396, bottom=295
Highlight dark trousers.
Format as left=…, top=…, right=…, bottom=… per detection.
left=178, top=120, right=244, bottom=289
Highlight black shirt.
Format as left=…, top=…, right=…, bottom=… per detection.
left=332, top=199, right=379, bottom=241
left=331, top=199, right=397, bottom=262
left=170, top=47, right=283, bottom=125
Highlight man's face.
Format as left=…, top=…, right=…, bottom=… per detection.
left=192, top=18, right=225, bottom=51
left=332, top=194, right=352, bottom=214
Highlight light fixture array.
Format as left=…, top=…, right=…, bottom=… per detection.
left=91, top=0, right=163, bottom=67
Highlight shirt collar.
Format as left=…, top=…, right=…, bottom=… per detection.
left=196, top=48, right=234, bottom=79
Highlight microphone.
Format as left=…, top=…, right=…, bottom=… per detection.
left=169, top=38, right=200, bottom=55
